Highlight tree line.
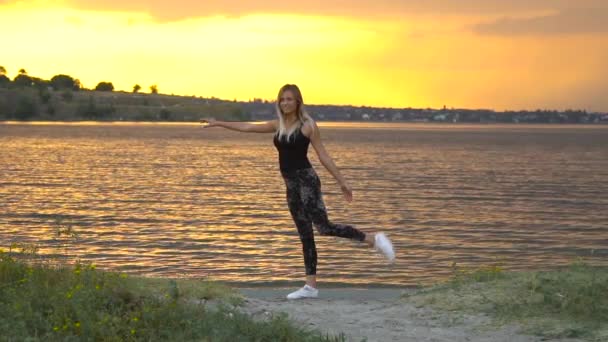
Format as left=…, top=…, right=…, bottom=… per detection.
left=1, top=65, right=605, bottom=123
left=0, top=66, right=157, bottom=94
left=0, top=65, right=249, bottom=122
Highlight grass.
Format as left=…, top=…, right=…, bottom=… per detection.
left=0, top=246, right=345, bottom=341
left=403, top=261, right=608, bottom=341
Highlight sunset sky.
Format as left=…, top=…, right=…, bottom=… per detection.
left=2, top=0, right=607, bottom=111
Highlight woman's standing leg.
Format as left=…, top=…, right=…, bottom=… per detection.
left=284, top=173, right=318, bottom=288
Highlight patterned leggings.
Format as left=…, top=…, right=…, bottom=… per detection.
left=282, top=168, right=366, bottom=275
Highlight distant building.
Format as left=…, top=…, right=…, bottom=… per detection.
left=433, top=114, right=448, bottom=121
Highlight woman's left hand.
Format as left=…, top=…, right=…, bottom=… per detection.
left=340, top=183, right=353, bottom=202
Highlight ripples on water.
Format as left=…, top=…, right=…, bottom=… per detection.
left=1, top=122, right=607, bottom=286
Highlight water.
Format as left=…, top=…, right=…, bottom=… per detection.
left=1, top=122, right=607, bottom=286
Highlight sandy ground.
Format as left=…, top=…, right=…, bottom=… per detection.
left=235, top=288, right=582, bottom=342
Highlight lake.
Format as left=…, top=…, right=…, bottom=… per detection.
left=1, top=122, right=607, bottom=286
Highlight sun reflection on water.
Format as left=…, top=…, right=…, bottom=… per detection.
left=1, top=122, right=607, bottom=286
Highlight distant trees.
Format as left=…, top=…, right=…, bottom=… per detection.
left=0, top=66, right=166, bottom=97
left=1, top=65, right=603, bottom=124
left=0, top=66, right=8, bottom=88
left=38, top=90, right=51, bottom=104
left=159, top=108, right=171, bottom=120
left=12, top=69, right=49, bottom=89
left=95, top=82, right=114, bottom=91
left=50, top=74, right=80, bottom=91
left=61, top=91, right=74, bottom=102
left=77, top=95, right=115, bottom=119
left=13, top=73, right=34, bottom=87
left=0, top=75, right=9, bottom=88
left=229, top=107, right=247, bottom=121
left=14, top=95, right=39, bottom=120
left=0, top=68, right=81, bottom=91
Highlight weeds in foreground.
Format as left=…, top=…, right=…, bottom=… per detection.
left=1, top=220, right=345, bottom=341
left=404, top=260, right=608, bottom=340
left=0, top=249, right=344, bottom=341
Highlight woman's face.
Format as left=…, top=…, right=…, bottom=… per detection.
left=279, top=90, right=297, bottom=115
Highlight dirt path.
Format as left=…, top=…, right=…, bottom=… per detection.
left=236, top=288, right=581, bottom=342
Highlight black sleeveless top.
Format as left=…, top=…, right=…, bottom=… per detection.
left=273, top=125, right=312, bottom=173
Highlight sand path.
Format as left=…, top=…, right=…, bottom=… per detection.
left=236, top=288, right=582, bottom=342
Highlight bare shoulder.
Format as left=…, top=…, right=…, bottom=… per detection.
left=268, top=119, right=279, bottom=130
left=301, top=119, right=319, bottom=138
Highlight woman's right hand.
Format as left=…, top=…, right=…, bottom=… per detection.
left=340, top=183, right=353, bottom=203
left=200, top=118, right=219, bottom=128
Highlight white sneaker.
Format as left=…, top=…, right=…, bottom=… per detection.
left=375, top=232, right=396, bottom=262
left=286, top=285, right=319, bottom=300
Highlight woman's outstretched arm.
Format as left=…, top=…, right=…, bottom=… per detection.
left=303, top=121, right=353, bottom=202
left=201, top=118, right=277, bottom=133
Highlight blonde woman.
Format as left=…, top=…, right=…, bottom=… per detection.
left=201, top=84, right=395, bottom=299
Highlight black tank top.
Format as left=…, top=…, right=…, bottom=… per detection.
left=273, top=125, right=312, bottom=173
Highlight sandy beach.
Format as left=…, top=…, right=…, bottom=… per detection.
left=236, top=288, right=584, bottom=342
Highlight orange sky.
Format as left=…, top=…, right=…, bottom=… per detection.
left=1, top=0, right=607, bottom=111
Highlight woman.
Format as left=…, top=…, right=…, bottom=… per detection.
left=201, top=84, right=395, bottom=299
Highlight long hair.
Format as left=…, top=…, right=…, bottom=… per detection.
left=275, top=84, right=314, bottom=141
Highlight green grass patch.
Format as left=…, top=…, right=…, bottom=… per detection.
left=403, top=262, right=608, bottom=340
left=0, top=249, right=344, bottom=341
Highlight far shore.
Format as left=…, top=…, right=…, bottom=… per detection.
left=2, top=120, right=607, bottom=129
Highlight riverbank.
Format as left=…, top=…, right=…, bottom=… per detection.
left=2, top=248, right=606, bottom=341
left=1, top=85, right=607, bottom=123
left=0, top=249, right=341, bottom=341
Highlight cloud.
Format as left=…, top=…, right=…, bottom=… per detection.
left=473, top=7, right=608, bottom=35
left=0, top=0, right=602, bottom=22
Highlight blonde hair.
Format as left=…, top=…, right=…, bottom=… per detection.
left=276, top=84, right=314, bottom=141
